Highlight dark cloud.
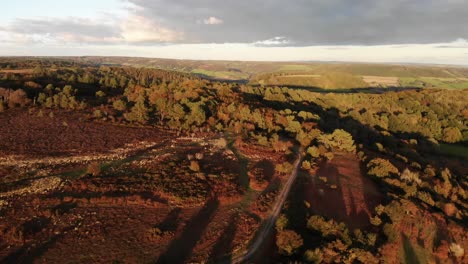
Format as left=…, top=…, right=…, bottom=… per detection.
left=127, top=0, right=468, bottom=45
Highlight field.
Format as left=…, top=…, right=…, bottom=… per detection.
left=191, top=69, right=250, bottom=81
left=400, top=77, right=468, bottom=89
left=362, top=76, right=399, bottom=87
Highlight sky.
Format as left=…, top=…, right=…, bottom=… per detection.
left=0, top=0, right=467, bottom=65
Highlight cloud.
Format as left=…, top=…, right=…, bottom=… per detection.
left=253, top=37, right=292, bottom=47
left=126, top=0, right=468, bottom=45
left=434, top=38, right=468, bottom=49
left=203, top=17, right=223, bottom=25
left=121, top=15, right=183, bottom=43
left=0, top=15, right=182, bottom=45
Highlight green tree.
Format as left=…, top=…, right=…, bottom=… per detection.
left=276, top=230, right=303, bottom=256
left=442, top=127, right=463, bottom=143
left=124, top=95, right=150, bottom=124
left=367, top=158, right=399, bottom=178
left=112, top=99, right=127, bottom=112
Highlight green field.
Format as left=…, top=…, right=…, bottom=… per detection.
left=191, top=69, right=250, bottom=80
left=438, top=143, right=468, bottom=160
left=399, top=77, right=468, bottom=90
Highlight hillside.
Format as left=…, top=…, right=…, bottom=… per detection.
left=0, top=57, right=466, bottom=263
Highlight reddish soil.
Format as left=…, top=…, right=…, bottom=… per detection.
left=305, top=153, right=383, bottom=229
left=0, top=109, right=172, bottom=157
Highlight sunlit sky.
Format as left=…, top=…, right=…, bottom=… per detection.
left=1, top=0, right=467, bottom=65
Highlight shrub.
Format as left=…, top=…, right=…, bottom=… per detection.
left=304, top=249, right=323, bottom=263
left=275, top=162, right=293, bottom=174
left=302, top=160, right=312, bottom=170
left=307, top=146, right=320, bottom=158
left=400, top=168, right=421, bottom=185
left=112, top=99, right=127, bottom=111
left=189, top=161, right=200, bottom=172
left=449, top=243, right=464, bottom=257
left=367, top=158, right=399, bottom=178
left=275, top=214, right=288, bottom=231
left=276, top=230, right=303, bottom=256
left=442, top=127, right=463, bottom=143
left=87, top=162, right=101, bottom=176
left=417, top=192, right=435, bottom=206
left=93, top=109, right=103, bottom=118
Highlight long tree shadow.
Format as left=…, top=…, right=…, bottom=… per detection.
left=250, top=84, right=422, bottom=95
left=156, top=197, right=220, bottom=264
left=208, top=215, right=239, bottom=263
left=157, top=208, right=182, bottom=232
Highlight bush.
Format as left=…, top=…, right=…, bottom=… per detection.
left=400, top=168, right=421, bottom=185
left=275, top=214, right=288, bottom=231
left=276, top=230, right=303, bottom=256
left=112, top=99, right=127, bottom=111
left=318, top=129, right=355, bottom=153
left=304, top=249, right=323, bottom=263
left=307, top=146, right=320, bottom=158
left=189, top=161, right=200, bottom=172
left=367, top=158, right=399, bottom=178
left=449, top=243, right=464, bottom=257
left=442, top=127, right=463, bottom=143
left=96, top=91, right=106, bottom=97
left=275, top=162, right=293, bottom=174
left=302, top=160, right=312, bottom=170
left=87, top=162, right=101, bottom=176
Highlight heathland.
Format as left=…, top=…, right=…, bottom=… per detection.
left=0, top=57, right=466, bottom=263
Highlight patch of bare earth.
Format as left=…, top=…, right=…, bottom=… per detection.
left=305, top=153, right=383, bottom=229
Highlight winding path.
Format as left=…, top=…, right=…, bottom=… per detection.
left=231, top=151, right=303, bottom=264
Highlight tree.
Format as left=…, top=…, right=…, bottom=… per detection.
left=112, top=99, right=127, bottom=112
left=275, top=214, right=288, bottom=231
left=276, top=230, right=303, bottom=256
left=367, top=158, right=399, bottom=178
left=7, top=89, right=30, bottom=108
left=124, top=95, right=150, bottom=124
left=96, top=91, right=106, bottom=98
left=319, top=129, right=355, bottom=152
left=442, top=127, right=462, bottom=143
left=307, top=146, right=320, bottom=158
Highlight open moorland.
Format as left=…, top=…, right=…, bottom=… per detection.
left=0, top=57, right=466, bottom=263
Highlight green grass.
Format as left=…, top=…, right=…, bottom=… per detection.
left=191, top=69, right=249, bottom=80
left=438, top=143, right=468, bottom=160
left=399, top=77, right=468, bottom=89
left=279, top=64, right=315, bottom=72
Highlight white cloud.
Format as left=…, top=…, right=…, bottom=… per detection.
left=121, top=15, right=183, bottom=43
left=253, top=36, right=292, bottom=46
left=203, top=17, right=223, bottom=25
left=0, top=15, right=183, bottom=45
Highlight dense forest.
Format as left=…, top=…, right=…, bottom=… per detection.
left=0, top=58, right=466, bottom=263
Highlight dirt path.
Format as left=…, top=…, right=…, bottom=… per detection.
left=231, top=151, right=302, bottom=264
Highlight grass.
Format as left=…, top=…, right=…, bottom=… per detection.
left=279, top=64, right=315, bottom=72
left=438, top=143, right=468, bottom=160
left=400, top=234, right=431, bottom=264
left=399, top=77, right=468, bottom=89
left=191, top=69, right=249, bottom=80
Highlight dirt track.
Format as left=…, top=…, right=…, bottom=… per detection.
left=232, top=150, right=302, bottom=263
